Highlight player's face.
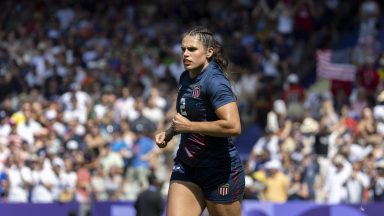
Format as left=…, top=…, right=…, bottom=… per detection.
left=181, top=35, right=212, bottom=75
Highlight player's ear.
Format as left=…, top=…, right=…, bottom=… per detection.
left=206, top=47, right=214, bottom=59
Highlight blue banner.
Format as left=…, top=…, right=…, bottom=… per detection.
left=0, top=201, right=383, bottom=216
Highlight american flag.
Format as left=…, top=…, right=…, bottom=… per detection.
left=316, top=49, right=357, bottom=81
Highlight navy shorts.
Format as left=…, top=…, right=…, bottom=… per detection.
left=170, top=157, right=245, bottom=203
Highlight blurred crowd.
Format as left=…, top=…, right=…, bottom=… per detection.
left=0, top=0, right=384, bottom=205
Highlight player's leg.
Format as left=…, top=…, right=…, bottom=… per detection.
left=205, top=200, right=242, bottom=216
left=166, top=180, right=206, bottom=216
left=202, top=156, right=245, bottom=216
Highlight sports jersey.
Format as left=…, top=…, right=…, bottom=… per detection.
left=175, top=60, right=238, bottom=167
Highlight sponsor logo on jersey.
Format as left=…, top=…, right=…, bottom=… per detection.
left=218, top=183, right=230, bottom=196
left=192, top=84, right=200, bottom=98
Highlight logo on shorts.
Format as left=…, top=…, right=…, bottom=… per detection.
left=172, top=164, right=183, bottom=173
left=192, top=84, right=200, bottom=98
left=218, top=183, right=230, bottom=196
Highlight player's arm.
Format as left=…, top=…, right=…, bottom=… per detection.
left=155, top=126, right=178, bottom=148
left=172, top=101, right=241, bottom=137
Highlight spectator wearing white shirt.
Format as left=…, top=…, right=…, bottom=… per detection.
left=324, top=154, right=352, bottom=204
left=252, top=129, right=280, bottom=161
left=60, top=83, right=92, bottom=113
left=345, top=161, right=370, bottom=204
left=113, top=87, right=136, bottom=122
left=7, top=155, right=32, bottom=203
left=142, top=93, right=165, bottom=127
left=59, top=159, right=77, bottom=202
left=62, top=93, right=88, bottom=124
left=30, top=157, right=60, bottom=203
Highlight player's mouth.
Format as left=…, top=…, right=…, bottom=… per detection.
left=184, top=59, right=192, bottom=65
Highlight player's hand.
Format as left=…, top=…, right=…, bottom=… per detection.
left=155, top=132, right=167, bottom=148
left=173, top=113, right=191, bottom=133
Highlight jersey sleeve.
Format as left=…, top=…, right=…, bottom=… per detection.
left=206, top=72, right=236, bottom=110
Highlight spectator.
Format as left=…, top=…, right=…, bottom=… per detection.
left=7, top=155, right=32, bottom=203
left=0, top=163, right=9, bottom=201
left=345, top=161, right=370, bottom=204
left=283, top=73, right=305, bottom=121
left=126, top=122, right=156, bottom=190
left=288, top=169, right=309, bottom=201
left=372, top=160, right=384, bottom=201
left=134, top=171, right=164, bottom=216
left=324, top=154, right=352, bottom=204
left=30, top=156, right=58, bottom=203
left=261, top=160, right=289, bottom=202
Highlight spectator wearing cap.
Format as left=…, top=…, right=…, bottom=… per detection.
left=260, top=160, right=289, bottom=202
left=300, top=116, right=319, bottom=155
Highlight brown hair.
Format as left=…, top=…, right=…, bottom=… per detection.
left=183, top=26, right=229, bottom=76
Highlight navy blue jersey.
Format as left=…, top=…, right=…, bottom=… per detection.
left=175, top=60, right=238, bottom=167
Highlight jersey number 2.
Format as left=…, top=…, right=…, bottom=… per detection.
left=180, top=97, right=187, bottom=116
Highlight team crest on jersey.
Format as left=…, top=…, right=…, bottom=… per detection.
left=218, top=183, right=230, bottom=196
left=192, top=84, right=200, bottom=98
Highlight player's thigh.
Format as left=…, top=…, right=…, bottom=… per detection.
left=205, top=200, right=242, bottom=216
left=166, top=180, right=206, bottom=216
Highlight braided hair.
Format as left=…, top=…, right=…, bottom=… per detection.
left=183, top=26, right=229, bottom=77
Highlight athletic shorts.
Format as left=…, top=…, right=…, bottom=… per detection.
left=170, top=157, right=245, bottom=203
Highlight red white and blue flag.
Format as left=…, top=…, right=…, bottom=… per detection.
left=316, top=49, right=357, bottom=82
left=192, top=84, right=200, bottom=98
left=218, top=184, right=230, bottom=196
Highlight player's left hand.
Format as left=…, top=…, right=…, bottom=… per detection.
left=172, top=113, right=191, bottom=133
